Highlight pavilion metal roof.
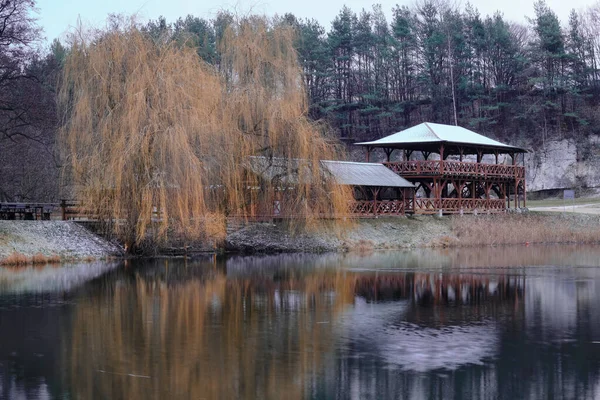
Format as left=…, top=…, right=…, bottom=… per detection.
left=247, top=157, right=414, bottom=188
left=321, top=161, right=414, bottom=188
left=356, top=122, right=528, bottom=154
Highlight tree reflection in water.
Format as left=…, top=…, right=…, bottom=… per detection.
left=1, top=245, right=600, bottom=399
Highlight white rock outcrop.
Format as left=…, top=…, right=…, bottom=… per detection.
left=526, top=137, right=600, bottom=192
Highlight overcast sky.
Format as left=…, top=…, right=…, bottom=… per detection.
left=37, top=0, right=597, bottom=45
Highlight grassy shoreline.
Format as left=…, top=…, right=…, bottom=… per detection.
left=2, top=212, right=600, bottom=264
left=224, top=212, right=600, bottom=254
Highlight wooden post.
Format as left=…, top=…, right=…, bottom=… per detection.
left=457, top=180, right=462, bottom=212
left=366, top=146, right=372, bottom=162
left=435, top=178, right=442, bottom=212
left=439, top=145, right=444, bottom=175
left=60, top=199, right=67, bottom=221
left=384, top=148, right=394, bottom=162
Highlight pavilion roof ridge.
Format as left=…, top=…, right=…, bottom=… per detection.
left=423, top=122, right=442, bottom=141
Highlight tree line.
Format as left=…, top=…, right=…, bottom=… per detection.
left=140, top=0, right=600, bottom=145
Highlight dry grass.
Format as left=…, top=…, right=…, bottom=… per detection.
left=59, top=17, right=350, bottom=251
left=31, top=253, right=61, bottom=264
left=430, top=235, right=458, bottom=248
left=451, top=214, right=600, bottom=246
left=0, top=252, right=30, bottom=266
left=1, top=252, right=61, bottom=266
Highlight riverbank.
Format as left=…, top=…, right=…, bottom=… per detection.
left=225, top=212, right=600, bottom=253
left=0, top=221, right=122, bottom=264
left=1, top=213, right=600, bottom=262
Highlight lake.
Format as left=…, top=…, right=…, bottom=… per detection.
left=1, top=245, right=600, bottom=399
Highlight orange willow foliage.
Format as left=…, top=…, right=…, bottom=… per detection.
left=64, top=261, right=357, bottom=399
left=59, top=17, right=349, bottom=248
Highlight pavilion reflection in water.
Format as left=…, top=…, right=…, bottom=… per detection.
left=57, top=256, right=527, bottom=400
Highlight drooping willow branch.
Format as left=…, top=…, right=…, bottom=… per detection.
left=59, top=17, right=350, bottom=249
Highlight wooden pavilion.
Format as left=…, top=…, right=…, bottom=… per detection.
left=322, top=161, right=415, bottom=217
left=245, top=157, right=415, bottom=218
left=356, top=123, right=528, bottom=214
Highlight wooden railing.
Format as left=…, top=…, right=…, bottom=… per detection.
left=414, top=198, right=505, bottom=214
left=0, top=200, right=99, bottom=221
left=348, top=200, right=411, bottom=216
left=0, top=203, right=56, bottom=220
left=384, top=160, right=525, bottom=179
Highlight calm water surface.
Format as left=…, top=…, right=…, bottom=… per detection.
left=2, top=245, right=600, bottom=399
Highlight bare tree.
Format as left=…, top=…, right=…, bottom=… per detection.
left=0, top=0, right=61, bottom=201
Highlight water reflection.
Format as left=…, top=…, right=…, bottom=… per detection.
left=1, top=246, right=600, bottom=399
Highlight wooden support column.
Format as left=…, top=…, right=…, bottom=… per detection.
left=366, top=146, right=372, bottom=162
left=458, top=180, right=464, bottom=211
left=435, top=177, right=442, bottom=212
left=384, top=148, right=394, bottom=162
left=523, top=152, right=527, bottom=208
left=373, top=187, right=380, bottom=216
left=439, top=145, right=445, bottom=175
left=60, top=199, right=67, bottom=221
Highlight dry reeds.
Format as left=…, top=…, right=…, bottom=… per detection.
left=0, top=252, right=61, bottom=266
left=451, top=214, right=600, bottom=246
left=0, top=252, right=29, bottom=266
left=59, top=16, right=349, bottom=250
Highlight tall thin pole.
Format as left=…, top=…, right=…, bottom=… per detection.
left=448, top=34, right=458, bottom=126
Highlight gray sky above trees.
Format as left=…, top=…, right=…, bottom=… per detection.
left=37, top=0, right=593, bottom=43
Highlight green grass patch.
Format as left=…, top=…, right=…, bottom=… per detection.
left=527, top=197, right=600, bottom=208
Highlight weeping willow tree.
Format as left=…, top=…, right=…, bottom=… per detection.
left=59, top=17, right=350, bottom=250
